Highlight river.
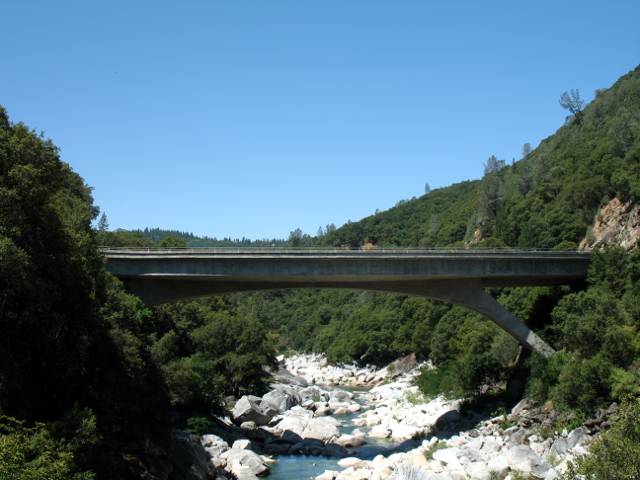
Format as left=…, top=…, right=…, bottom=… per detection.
left=210, top=354, right=594, bottom=480
left=268, top=388, right=421, bottom=480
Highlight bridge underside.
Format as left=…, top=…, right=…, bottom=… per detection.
left=123, top=277, right=557, bottom=357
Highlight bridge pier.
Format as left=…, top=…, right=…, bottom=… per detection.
left=380, top=281, right=556, bottom=358
left=432, top=286, right=555, bottom=357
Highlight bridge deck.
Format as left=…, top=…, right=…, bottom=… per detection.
left=102, top=247, right=590, bottom=257
left=102, top=248, right=591, bottom=285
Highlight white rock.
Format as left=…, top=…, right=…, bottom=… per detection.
left=504, top=445, right=550, bottom=477
left=487, top=454, right=510, bottom=478
left=232, top=395, right=274, bottom=425
left=316, top=405, right=334, bottom=416
left=511, top=398, right=534, bottom=416
left=232, top=439, right=252, bottom=450
left=261, top=386, right=300, bottom=413
left=390, top=423, right=422, bottom=441
left=335, top=434, right=366, bottom=448
left=200, top=433, right=229, bottom=468
left=274, top=410, right=340, bottom=442
left=544, top=468, right=560, bottom=480
left=465, top=461, right=494, bottom=480
left=432, top=448, right=462, bottom=469
left=369, top=424, right=392, bottom=439
left=338, top=457, right=368, bottom=469
left=567, top=427, right=590, bottom=449
left=224, top=448, right=270, bottom=477
left=316, top=471, right=338, bottom=480
left=549, top=437, right=569, bottom=457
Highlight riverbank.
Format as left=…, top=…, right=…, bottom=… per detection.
left=182, top=354, right=610, bottom=480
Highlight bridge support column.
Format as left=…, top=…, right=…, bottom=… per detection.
left=387, top=282, right=556, bottom=358
left=122, top=276, right=556, bottom=357
left=440, top=286, right=556, bottom=358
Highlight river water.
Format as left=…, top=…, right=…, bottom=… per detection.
left=268, top=389, right=422, bottom=480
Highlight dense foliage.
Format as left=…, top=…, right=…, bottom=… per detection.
left=0, top=106, right=168, bottom=477
left=526, top=248, right=640, bottom=413
left=98, top=226, right=287, bottom=248
left=232, top=288, right=449, bottom=364
left=321, top=180, right=479, bottom=247
left=0, top=414, right=95, bottom=480
left=0, top=107, right=276, bottom=478
left=564, top=397, right=640, bottom=479
left=151, top=297, right=276, bottom=416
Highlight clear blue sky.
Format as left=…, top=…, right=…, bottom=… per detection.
left=2, top=1, right=639, bottom=239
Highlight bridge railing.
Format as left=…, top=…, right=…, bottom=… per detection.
left=99, top=246, right=592, bottom=257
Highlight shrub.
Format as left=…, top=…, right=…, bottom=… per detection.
left=423, top=440, right=447, bottom=460
left=0, top=416, right=95, bottom=480
left=563, top=397, right=640, bottom=479
left=610, top=366, right=640, bottom=401
left=186, top=417, right=214, bottom=435
left=404, top=389, right=427, bottom=405
left=415, top=364, right=462, bottom=399
left=526, top=352, right=571, bottom=403
left=551, top=354, right=614, bottom=414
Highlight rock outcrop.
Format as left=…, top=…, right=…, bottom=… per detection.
left=269, top=407, right=341, bottom=442
left=232, top=396, right=277, bottom=426
left=580, top=197, right=640, bottom=251
left=171, top=431, right=213, bottom=480
left=260, top=384, right=302, bottom=413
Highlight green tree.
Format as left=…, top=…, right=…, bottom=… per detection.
left=152, top=301, right=276, bottom=415
left=288, top=228, right=304, bottom=247
left=97, top=212, right=109, bottom=232
left=159, top=235, right=187, bottom=248
left=0, top=416, right=95, bottom=480
left=0, top=106, right=170, bottom=478
left=559, top=89, right=585, bottom=124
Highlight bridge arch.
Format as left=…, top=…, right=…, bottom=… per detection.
left=122, top=276, right=556, bottom=357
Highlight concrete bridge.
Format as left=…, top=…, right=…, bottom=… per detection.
left=103, top=248, right=591, bottom=357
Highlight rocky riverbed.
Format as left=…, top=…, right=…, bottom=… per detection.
left=177, top=354, right=613, bottom=480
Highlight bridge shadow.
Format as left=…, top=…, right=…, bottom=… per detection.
left=430, top=390, right=520, bottom=440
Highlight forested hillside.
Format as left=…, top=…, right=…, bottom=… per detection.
left=324, top=66, right=640, bottom=249
left=98, top=226, right=287, bottom=248
left=320, top=180, right=480, bottom=248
